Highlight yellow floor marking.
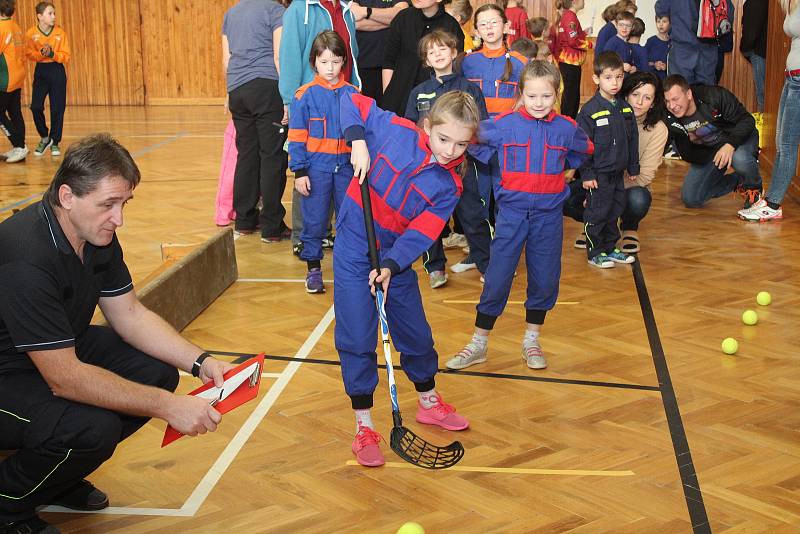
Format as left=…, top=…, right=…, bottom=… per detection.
left=346, top=461, right=634, bottom=476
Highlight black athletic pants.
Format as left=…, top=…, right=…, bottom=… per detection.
left=559, top=62, right=582, bottom=119
left=359, top=67, right=383, bottom=102
left=229, top=77, right=289, bottom=237
left=0, top=90, right=25, bottom=148
left=583, top=171, right=626, bottom=259
left=0, top=326, right=179, bottom=522
left=30, top=62, right=67, bottom=145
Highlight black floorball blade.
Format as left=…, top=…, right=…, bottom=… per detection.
left=390, top=426, right=465, bottom=469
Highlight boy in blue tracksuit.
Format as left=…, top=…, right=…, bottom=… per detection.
left=288, top=31, right=359, bottom=294
left=448, top=60, right=593, bottom=372
left=654, top=0, right=733, bottom=86
left=337, top=91, right=479, bottom=467
left=645, top=14, right=671, bottom=80
left=577, top=52, right=639, bottom=269
left=404, top=29, right=491, bottom=289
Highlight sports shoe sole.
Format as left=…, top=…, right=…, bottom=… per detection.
left=607, top=256, right=635, bottom=264
left=588, top=259, right=614, bottom=269
left=415, top=413, right=470, bottom=431
left=450, top=262, right=477, bottom=273
left=522, top=354, right=547, bottom=369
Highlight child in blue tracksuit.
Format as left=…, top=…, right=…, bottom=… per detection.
left=461, top=3, right=528, bottom=251
left=645, top=14, right=670, bottom=80
left=337, top=91, right=480, bottom=467
left=405, top=29, right=491, bottom=289
left=603, top=11, right=637, bottom=75
left=288, top=31, right=359, bottom=294
left=447, top=60, right=593, bottom=372
left=628, top=18, right=650, bottom=74
left=577, top=51, right=639, bottom=269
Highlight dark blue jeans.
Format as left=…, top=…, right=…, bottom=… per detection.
left=680, top=130, right=761, bottom=208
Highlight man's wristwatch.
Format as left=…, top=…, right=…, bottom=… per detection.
left=366, top=6, right=373, bottom=19
left=191, top=352, right=212, bottom=377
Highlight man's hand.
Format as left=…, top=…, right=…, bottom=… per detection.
left=165, top=394, right=222, bottom=436
left=351, top=140, right=371, bottom=182
left=582, top=179, right=598, bottom=190
left=713, top=143, right=735, bottom=169
left=350, top=2, right=367, bottom=21
left=295, top=176, right=311, bottom=196
left=198, top=357, right=237, bottom=387
left=628, top=174, right=639, bottom=182
left=368, top=267, right=391, bottom=298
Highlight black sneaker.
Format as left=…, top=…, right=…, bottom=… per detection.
left=736, top=186, right=762, bottom=210
left=51, top=479, right=108, bottom=511
left=321, top=235, right=335, bottom=248
left=293, top=241, right=304, bottom=256
left=1, top=515, right=60, bottom=534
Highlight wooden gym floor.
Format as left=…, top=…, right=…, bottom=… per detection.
left=1, top=107, right=799, bottom=533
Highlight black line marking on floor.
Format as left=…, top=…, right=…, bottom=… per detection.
left=210, top=350, right=659, bottom=392
left=632, top=259, right=711, bottom=533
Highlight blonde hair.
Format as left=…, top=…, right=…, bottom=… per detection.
left=518, top=60, right=561, bottom=98
left=447, top=0, right=473, bottom=25
left=782, top=0, right=799, bottom=13
left=425, top=91, right=481, bottom=174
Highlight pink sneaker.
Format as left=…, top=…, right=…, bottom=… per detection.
left=416, top=395, right=469, bottom=431
left=352, top=426, right=385, bottom=467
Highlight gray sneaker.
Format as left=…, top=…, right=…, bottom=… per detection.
left=446, top=341, right=487, bottom=370
left=522, top=342, right=547, bottom=369
left=429, top=270, right=448, bottom=289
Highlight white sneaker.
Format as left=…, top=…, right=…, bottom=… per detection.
left=738, top=199, right=783, bottom=221
left=5, top=146, right=29, bottom=163
left=450, top=260, right=477, bottom=273
left=442, top=232, right=468, bottom=249
left=522, top=342, right=547, bottom=369
left=446, top=342, right=488, bottom=370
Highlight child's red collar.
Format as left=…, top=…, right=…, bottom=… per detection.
left=518, top=107, right=557, bottom=122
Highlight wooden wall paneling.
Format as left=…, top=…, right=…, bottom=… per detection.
left=14, top=0, right=144, bottom=106
left=717, top=0, right=756, bottom=112
left=140, top=0, right=237, bottom=105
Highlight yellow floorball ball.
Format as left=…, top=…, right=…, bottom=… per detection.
left=397, top=523, right=425, bottom=534
left=742, top=310, right=758, bottom=325
left=756, top=291, right=772, bottom=306
left=722, top=338, right=738, bottom=355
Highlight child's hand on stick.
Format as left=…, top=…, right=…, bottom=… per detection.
left=369, top=267, right=391, bottom=298
left=351, top=140, right=371, bottom=183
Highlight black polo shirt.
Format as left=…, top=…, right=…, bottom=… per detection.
left=0, top=201, right=133, bottom=373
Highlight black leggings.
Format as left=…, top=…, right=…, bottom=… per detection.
left=0, top=89, right=25, bottom=148
left=559, top=62, right=582, bottom=119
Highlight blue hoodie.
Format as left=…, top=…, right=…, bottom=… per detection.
left=278, top=0, right=362, bottom=106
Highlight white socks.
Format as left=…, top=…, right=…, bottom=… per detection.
left=418, top=389, right=440, bottom=409
left=471, top=333, right=489, bottom=348
left=355, top=409, right=373, bottom=432
left=523, top=330, right=540, bottom=347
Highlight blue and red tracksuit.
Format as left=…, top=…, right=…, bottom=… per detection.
left=470, top=108, right=593, bottom=329
left=461, top=47, right=528, bottom=218
left=336, top=93, right=463, bottom=409
left=288, top=76, right=359, bottom=263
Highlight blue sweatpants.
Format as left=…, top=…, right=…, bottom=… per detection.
left=667, top=41, right=718, bottom=86
left=333, top=216, right=439, bottom=409
left=476, top=205, right=564, bottom=327
left=299, top=166, right=352, bottom=262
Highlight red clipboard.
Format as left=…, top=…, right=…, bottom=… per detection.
left=161, top=353, right=265, bottom=447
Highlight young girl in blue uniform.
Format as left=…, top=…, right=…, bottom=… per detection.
left=336, top=91, right=480, bottom=467
left=288, top=31, right=359, bottom=293
left=448, top=61, right=593, bottom=371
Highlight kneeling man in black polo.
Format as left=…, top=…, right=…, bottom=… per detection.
left=0, top=134, right=235, bottom=534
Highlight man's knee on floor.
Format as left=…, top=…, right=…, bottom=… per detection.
left=681, top=188, right=705, bottom=208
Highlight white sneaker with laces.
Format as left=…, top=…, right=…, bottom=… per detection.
left=738, top=199, right=782, bottom=221
left=446, top=342, right=487, bottom=370
left=5, top=146, right=28, bottom=163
